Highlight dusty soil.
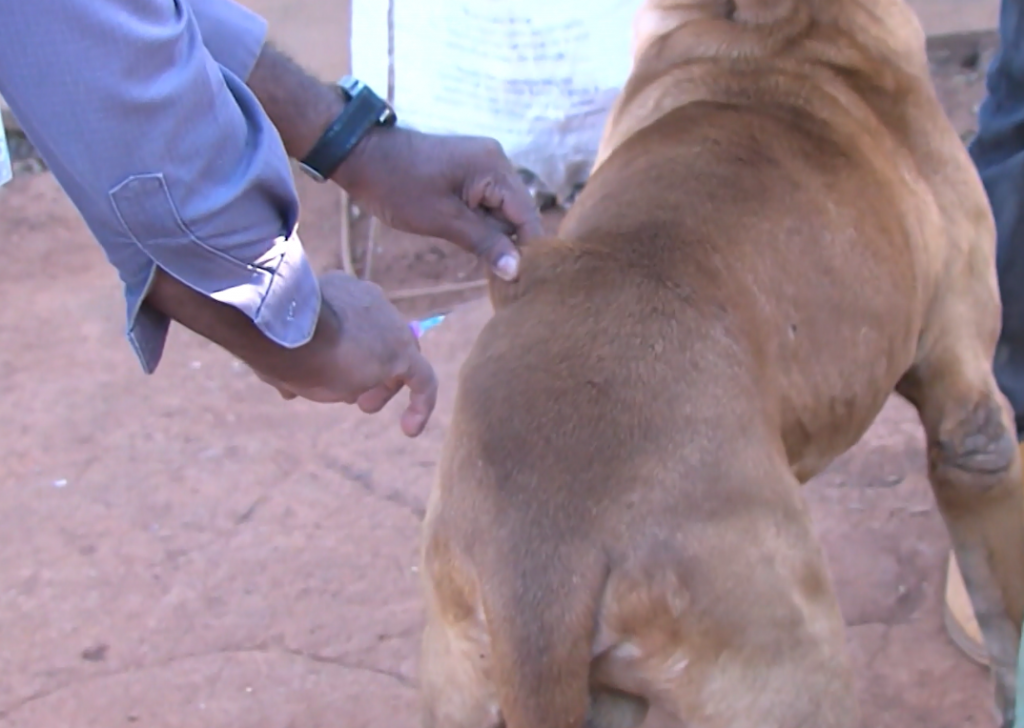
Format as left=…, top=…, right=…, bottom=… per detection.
left=0, top=29, right=1005, bottom=728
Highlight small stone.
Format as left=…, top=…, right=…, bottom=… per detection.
left=81, top=644, right=108, bottom=662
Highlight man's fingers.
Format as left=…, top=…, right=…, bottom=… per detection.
left=444, top=204, right=522, bottom=281
left=399, top=351, right=438, bottom=438
left=355, top=349, right=436, bottom=437
left=357, top=381, right=402, bottom=414
left=467, top=173, right=544, bottom=244
left=490, top=170, right=545, bottom=244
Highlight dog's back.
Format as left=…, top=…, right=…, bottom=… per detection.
left=485, top=87, right=930, bottom=482
left=425, top=103, right=912, bottom=728
left=419, top=4, right=1008, bottom=727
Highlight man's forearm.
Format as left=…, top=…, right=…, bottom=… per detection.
left=0, top=0, right=319, bottom=375
left=146, top=268, right=341, bottom=387
left=247, top=45, right=345, bottom=163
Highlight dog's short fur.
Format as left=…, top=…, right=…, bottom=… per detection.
left=419, top=1, right=1024, bottom=726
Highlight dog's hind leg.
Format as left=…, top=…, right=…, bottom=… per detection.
left=419, top=604, right=501, bottom=728
left=897, top=336, right=1024, bottom=726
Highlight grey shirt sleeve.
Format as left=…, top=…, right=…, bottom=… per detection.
left=0, top=0, right=321, bottom=374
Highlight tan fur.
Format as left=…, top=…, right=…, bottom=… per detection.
left=419, top=1, right=1024, bottom=726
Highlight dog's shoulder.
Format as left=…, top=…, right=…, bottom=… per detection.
left=487, top=237, right=582, bottom=311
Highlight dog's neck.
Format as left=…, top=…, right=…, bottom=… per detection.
left=631, top=0, right=925, bottom=71
left=591, top=0, right=931, bottom=174
left=632, top=0, right=812, bottom=60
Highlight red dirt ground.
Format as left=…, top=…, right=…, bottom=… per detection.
left=0, top=29, right=1004, bottom=728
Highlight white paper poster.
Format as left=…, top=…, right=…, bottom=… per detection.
left=351, top=0, right=641, bottom=202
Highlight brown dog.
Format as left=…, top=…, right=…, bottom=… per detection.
left=418, top=1, right=1024, bottom=726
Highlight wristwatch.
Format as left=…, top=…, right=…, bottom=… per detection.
left=298, top=75, right=397, bottom=183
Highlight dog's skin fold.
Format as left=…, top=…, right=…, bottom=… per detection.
left=419, top=1, right=1024, bottom=726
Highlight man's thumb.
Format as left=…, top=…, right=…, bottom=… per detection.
left=446, top=209, right=521, bottom=281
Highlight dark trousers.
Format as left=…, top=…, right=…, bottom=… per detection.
left=970, top=0, right=1024, bottom=437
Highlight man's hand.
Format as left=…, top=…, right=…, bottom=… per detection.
left=255, top=271, right=438, bottom=437
left=334, top=127, right=545, bottom=281
left=146, top=268, right=437, bottom=437
left=246, top=46, right=543, bottom=279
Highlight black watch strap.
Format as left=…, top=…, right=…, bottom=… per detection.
left=299, top=76, right=397, bottom=183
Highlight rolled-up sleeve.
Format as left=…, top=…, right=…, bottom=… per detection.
left=0, top=0, right=320, bottom=374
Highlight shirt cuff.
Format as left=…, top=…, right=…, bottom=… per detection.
left=188, top=0, right=269, bottom=81
left=126, top=231, right=322, bottom=374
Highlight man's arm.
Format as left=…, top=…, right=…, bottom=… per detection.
left=246, top=45, right=347, bottom=163
left=185, top=0, right=351, bottom=176
left=189, top=0, right=542, bottom=280
left=145, top=267, right=340, bottom=391
left=0, top=0, right=436, bottom=430
left=0, top=0, right=335, bottom=377
left=187, top=0, right=345, bottom=161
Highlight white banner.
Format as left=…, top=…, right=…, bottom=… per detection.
left=351, top=0, right=641, bottom=202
